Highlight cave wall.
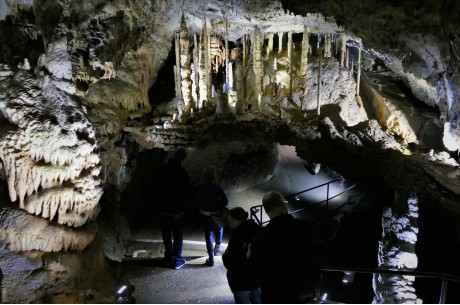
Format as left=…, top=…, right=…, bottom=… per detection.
left=1, top=0, right=460, bottom=302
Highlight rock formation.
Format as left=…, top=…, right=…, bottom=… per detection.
left=1, top=0, right=460, bottom=302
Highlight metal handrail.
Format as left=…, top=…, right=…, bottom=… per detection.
left=317, top=266, right=460, bottom=304
left=250, top=178, right=359, bottom=226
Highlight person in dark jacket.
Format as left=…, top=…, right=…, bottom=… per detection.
left=155, top=148, right=190, bottom=270
left=223, top=207, right=261, bottom=304
left=194, top=166, right=228, bottom=266
left=248, top=191, right=342, bottom=304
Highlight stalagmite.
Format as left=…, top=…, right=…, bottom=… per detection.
left=373, top=186, right=420, bottom=303
left=179, top=17, right=194, bottom=119
left=267, top=32, right=274, bottom=55
left=243, top=34, right=247, bottom=71
left=340, top=33, right=346, bottom=67
left=278, top=32, right=283, bottom=53
left=253, top=26, right=263, bottom=110
left=300, top=25, right=309, bottom=78
left=288, top=31, right=293, bottom=98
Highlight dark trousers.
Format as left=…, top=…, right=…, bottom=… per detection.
left=202, top=215, right=223, bottom=253
left=159, top=212, right=184, bottom=261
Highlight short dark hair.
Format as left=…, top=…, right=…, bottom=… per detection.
left=174, top=148, right=187, bottom=162
left=262, top=191, right=285, bottom=212
left=229, top=207, right=248, bottom=221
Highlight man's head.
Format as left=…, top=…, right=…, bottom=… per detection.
left=262, top=191, right=288, bottom=219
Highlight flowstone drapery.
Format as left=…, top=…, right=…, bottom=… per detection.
left=0, top=59, right=102, bottom=251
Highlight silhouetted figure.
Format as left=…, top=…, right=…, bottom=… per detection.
left=194, top=166, right=228, bottom=266
left=248, top=191, right=342, bottom=303
left=223, top=207, right=261, bottom=304
left=155, top=148, right=190, bottom=270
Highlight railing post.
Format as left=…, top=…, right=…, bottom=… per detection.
left=326, top=183, right=330, bottom=213
left=440, top=278, right=448, bottom=304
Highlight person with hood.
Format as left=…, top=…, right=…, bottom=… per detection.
left=222, top=207, right=261, bottom=304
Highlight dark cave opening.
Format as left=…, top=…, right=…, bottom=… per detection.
left=148, top=44, right=176, bottom=111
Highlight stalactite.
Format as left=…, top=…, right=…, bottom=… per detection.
left=199, top=26, right=208, bottom=107
left=340, top=33, right=346, bottom=67
left=350, top=59, right=354, bottom=77
left=317, top=43, right=322, bottom=116
left=206, top=25, right=212, bottom=101
left=345, top=46, right=349, bottom=69
left=356, top=44, right=362, bottom=96
left=229, top=58, right=234, bottom=90
left=253, top=26, right=263, bottom=110
left=179, top=17, right=193, bottom=119
left=243, top=34, right=247, bottom=72
left=267, top=32, right=274, bottom=55
left=300, top=25, right=309, bottom=78
left=225, top=19, right=230, bottom=102
left=288, top=31, right=293, bottom=98
left=373, top=186, right=420, bottom=303
left=323, top=34, right=332, bottom=58
left=174, top=32, right=181, bottom=100
left=193, top=33, right=200, bottom=108
left=278, top=32, right=283, bottom=53
left=235, top=53, right=244, bottom=114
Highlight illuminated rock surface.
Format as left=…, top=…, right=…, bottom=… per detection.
left=1, top=0, right=460, bottom=302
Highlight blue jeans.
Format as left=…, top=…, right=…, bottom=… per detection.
left=202, top=215, right=223, bottom=253
left=232, top=288, right=261, bottom=304
left=159, top=212, right=184, bottom=261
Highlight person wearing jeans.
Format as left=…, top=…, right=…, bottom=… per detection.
left=159, top=211, right=184, bottom=268
left=194, top=167, right=228, bottom=266
left=154, top=148, right=190, bottom=270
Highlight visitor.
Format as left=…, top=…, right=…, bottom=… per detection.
left=155, top=148, right=190, bottom=270
left=248, top=191, right=342, bottom=303
left=222, top=207, right=261, bottom=304
left=194, top=166, right=228, bottom=266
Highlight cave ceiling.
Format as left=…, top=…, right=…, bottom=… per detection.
left=1, top=0, right=460, bottom=254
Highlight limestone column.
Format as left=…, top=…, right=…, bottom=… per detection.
left=317, top=36, right=322, bottom=116
left=253, top=26, right=262, bottom=111
left=193, top=33, right=200, bottom=107
left=174, top=32, right=182, bottom=101
left=356, top=45, right=362, bottom=96
left=278, top=32, right=283, bottom=53
left=300, top=25, right=309, bottom=78
left=267, top=32, right=274, bottom=55
left=179, top=17, right=194, bottom=118
left=206, top=29, right=212, bottom=103
left=288, top=31, right=293, bottom=98
left=225, top=19, right=230, bottom=102
left=199, top=25, right=208, bottom=107
left=373, top=186, right=420, bottom=304
left=243, top=34, right=247, bottom=71
left=235, top=54, right=245, bottom=114
left=323, top=34, right=332, bottom=58
left=340, top=33, right=346, bottom=67
left=345, top=46, right=349, bottom=69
